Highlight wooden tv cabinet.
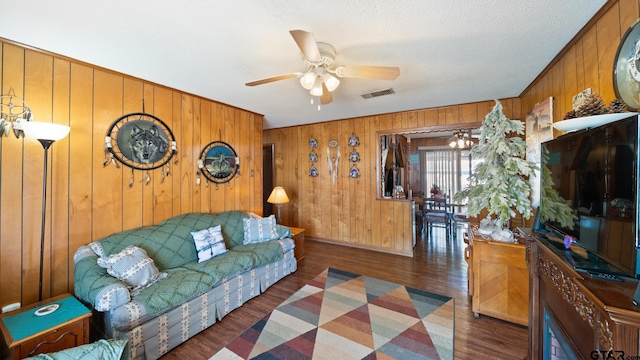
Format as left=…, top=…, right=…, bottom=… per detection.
left=464, top=225, right=529, bottom=326
left=526, top=230, right=640, bottom=358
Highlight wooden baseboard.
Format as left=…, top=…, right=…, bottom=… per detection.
left=305, top=236, right=413, bottom=257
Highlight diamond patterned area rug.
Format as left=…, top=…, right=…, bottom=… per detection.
left=211, top=267, right=454, bottom=360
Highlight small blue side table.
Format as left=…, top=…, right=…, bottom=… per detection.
left=0, top=293, right=91, bottom=359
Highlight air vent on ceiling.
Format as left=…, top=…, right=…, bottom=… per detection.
left=361, top=88, right=395, bottom=99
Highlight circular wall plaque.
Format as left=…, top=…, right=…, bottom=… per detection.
left=199, top=141, right=239, bottom=184
left=105, top=113, right=176, bottom=170
left=613, top=18, right=640, bottom=110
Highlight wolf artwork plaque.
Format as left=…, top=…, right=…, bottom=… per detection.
left=105, top=112, right=177, bottom=171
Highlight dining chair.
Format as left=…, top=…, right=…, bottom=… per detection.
left=422, top=197, right=453, bottom=238
left=451, top=212, right=469, bottom=240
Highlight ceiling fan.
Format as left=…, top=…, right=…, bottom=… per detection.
left=246, top=30, right=400, bottom=106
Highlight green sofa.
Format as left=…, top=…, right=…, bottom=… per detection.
left=73, top=211, right=297, bottom=360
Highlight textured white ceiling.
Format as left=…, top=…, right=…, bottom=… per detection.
left=1, top=1, right=607, bottom=129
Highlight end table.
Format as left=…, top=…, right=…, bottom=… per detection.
left=0, top=293, right=91, bottom=359
left=288, top=227, right=305, bottom=262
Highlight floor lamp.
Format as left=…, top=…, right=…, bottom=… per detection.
left=267, top=186, right=289, bottom=225
left=22, top=121, right=71, bottom=301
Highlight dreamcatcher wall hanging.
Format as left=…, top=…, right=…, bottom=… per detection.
left=327, top=138, right=340, bottom=185
left=104, top=112, right=178, bottom=187
left=197, top=139, right=240, bottom=189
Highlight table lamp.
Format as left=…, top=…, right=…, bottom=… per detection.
left=267, top=186, right=289, bottom=224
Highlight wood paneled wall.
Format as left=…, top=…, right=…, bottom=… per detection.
left=521, top=0, right=639, bottom=128
left=263, top=98, right=521, bottom=256
left=0, top=39, right=264, bottom=308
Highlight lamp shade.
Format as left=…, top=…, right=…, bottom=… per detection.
left=300, top=72, right=317, bottom=90
left=310, top=76, right=323, bottom=96
left=323, top=73, right=340, bottom=92
left=267, top=186, right=290, bottom=204
left=22, top=121, right=70, bottom=141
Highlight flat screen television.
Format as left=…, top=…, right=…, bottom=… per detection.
left=539, top=114, right=639, bottom=279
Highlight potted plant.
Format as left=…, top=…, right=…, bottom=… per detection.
left=454, top=100, right=537, bottom=241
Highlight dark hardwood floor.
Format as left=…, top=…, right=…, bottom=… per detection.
left=161, top=226, right=529, bottom=359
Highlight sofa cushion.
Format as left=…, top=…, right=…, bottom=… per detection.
left=242, top=215, right=279, bottom=244
left=96, top=245, right=167, bottom=295
left=232, top=240, right=289, bottom=266
left=130, top=266, right=216, bottom=316
left=161, top=211, right=250, bottom=249
left=181, top=250, right=254, bottom=279
left=191, top=225, right=227, bottom=262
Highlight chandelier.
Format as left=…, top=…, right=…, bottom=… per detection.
left=448, top=130, right=473, bottom=149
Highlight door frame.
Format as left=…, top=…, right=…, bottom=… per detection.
left=263, top=144, right=275, bottom=217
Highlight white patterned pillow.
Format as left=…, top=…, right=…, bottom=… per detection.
left=190, top=225, right=228, bottom=262
left=243, top=215, right=279, bottom=244
left=96, top=245, right=167, bottom=295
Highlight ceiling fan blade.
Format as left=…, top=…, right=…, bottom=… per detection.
left=245, top=73, right=299, bottom=86
left=320, top=83, right=333, bottom=104
left=336, top=65, right=400, bottom=80
left=289, top=30, right=321, bottom=62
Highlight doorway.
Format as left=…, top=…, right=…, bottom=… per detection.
left=263, top=144, right=274, bottom=217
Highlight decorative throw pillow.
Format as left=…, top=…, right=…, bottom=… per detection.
left=243, top=215, right=279, bottom=244
left=190, top=225, right=228, bottom=262
left=97, top=245, right=167, bottom=295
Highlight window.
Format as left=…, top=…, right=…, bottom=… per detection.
left=421, top=148, right=483, bottom=210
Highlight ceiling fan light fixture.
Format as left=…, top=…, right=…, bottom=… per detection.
left=300, top=72, right=316, bottom=90
left=246, top=30, right=400, bottom=108
left=310, top=76, right=323, bottom=96
left=323, top=73, right=340, bottom=92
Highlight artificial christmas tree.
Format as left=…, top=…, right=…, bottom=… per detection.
left=454, top=100, right=537, bottom=232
